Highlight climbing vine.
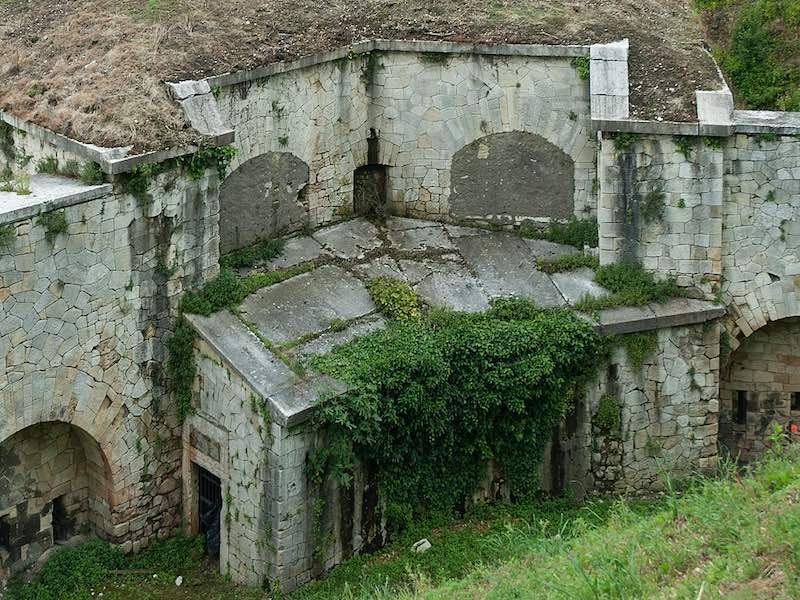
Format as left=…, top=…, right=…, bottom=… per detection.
left=309, top=299, right=604, bottom=522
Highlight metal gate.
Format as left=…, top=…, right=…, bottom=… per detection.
left=197, top=466, right=222, bottom=559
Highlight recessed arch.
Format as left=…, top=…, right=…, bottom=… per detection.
left=449, top=131, right=575, bottom=222
left=0, top=421, right=114, bottom=574
left=219, top=152, right=310, bottom=253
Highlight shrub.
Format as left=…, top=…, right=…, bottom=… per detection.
left=36, top=156, right=59, bottom=174
left=311, top=305, right=603, bottom=520
left=535, top=253, right=600, bottom=274
left=575, top=261, right=682, bottom=312
left=620, top=330, right=659, bottom=369
left=80, top=162, right=106, bottom=185
left=367, top=276, right=421, bottom=320
left=571, top=56, right=590, bottom=80
left=594, top=394, right=621, bottom=434
left=520, top=219, right=599, bottom=249
left=166, top=316, right=198, bottom=422
left=37, top=210, right=68, bottom=244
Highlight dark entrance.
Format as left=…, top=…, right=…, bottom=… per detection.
left=353, top=165, right=387, bottom=218
left=52, top=495, right=72, bottom=542
left=197, top=466, right=222, bottom=559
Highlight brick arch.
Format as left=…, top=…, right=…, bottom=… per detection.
left=723, top=287, right=800, bottom=354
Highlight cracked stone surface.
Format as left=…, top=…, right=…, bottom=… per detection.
left=311, top=219, right=383, bottom=258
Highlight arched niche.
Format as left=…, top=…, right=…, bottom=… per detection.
left=449, top=132, right=575, bottom=222
left=219, top=152, right=310, bottom=253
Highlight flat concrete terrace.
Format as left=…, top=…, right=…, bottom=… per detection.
left=0, top=174, right=111, bottom=225
left=187, top=217, right=724, bottom=426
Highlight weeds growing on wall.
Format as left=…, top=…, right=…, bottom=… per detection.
left=612, top=132, right=640, bottom=152
left=594, top=394, right=621, bottom=435
left=672, top=136, right=695, bottom=161
left=519, top=219, right=599, bottom=249
left=310, top=299, right=604, bottom=524
left=0, top=223, right=15, bottom=252
left=619, top=330, right=659, bottom=369
left=571, top=56, right=590, bottom=80
left=575, top=261, right=682, bottom=312
left=535, top=253, right=599, bottom=273
left=166, top=316, right=198, bottom=421
left=641, top=186, right=666, bottom=223
left=37, top=210, right=68, bottom=244
left=80, top=162, right=106, bottom=185
left=36, top=156, right=59, bottom=174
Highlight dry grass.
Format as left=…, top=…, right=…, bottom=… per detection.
left=0, top=0, right=719, bottom=151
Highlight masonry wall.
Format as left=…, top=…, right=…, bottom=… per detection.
left=184, top=338, right=276, bottom=586
left=213, top=49, right=596, bottom=250
left=0, top=160, right=220, bottom=572
left=598, top=134, right=723, bottom=297
left=573, top=322, right=720, bottom=494
left=720, top=133, right=800, bottom=344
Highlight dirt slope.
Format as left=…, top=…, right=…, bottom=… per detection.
left=0, top=0, right=719, bottom=152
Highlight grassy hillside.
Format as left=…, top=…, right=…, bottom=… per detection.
left=390, top=443, right=800, bottom=599
left=697, top=0, right=800, bottom=111
left=10, top=441, right=800, bottom=599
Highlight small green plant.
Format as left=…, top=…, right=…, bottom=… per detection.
left=641, top=187, right=666, bottom=223
left=0, top=223, right=15, bottom=252
left=80, top=161, right=106, bottom=185
left=569, top=111, right=578, bottom=121
left=367, top=276, right=421, bottom=320
left=571, top=56, right=591, bottom=80
left=672, top=135, right=695, bottom=160
left=277, top=135, right=289, bottom=147
left=575, top=261, right=682, bottom=312
left=0, top=179, right=13, bottom=193
left=677, top=198, right=686, bottom=208
left=166, top=316, right=197, bottom=422
left=36, top=156, right=59, bottom=174
left=271, top=101, right=285, bottom=118
left=220, top=237, right=285, bottom=270
left=535, top=253, right=599, bottom=274
left=37, top=210, right=68, bottom=244
left=211, top=84, right=222, bottom=98
left=14, top=172, right=31, bottom=195
left=620, top=330, right=658, bottom=369
left=703, top=136, right=724, bottom=149
left=594, top=394, right=621, bottom=435
left=60, top=159, right=82, bottom=178
left=612, top=132, right=640, bottom=152
left=766, top=190, right=776, bottom=202
left=756, top=132, right=780, bottom=145
left=26, top=82, right=46, bottom=97
left=181, top=144, right=238, bottom=180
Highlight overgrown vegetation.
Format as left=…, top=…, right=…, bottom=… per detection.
left=519, top=219, right=599, bottom=249
left=81, top=162, right=106, bottom=185
left=612, top=132, right=640, bottom=152
left=366, top=277, right=421, bottom=320
left=6, top=536, right=205, bottom=600
left=697, top=0, right=800, bottom=111
left=391, top=439, right=800, bottom=599
left=310, top=300, right=604, bottom=525
left=0, top=222, right=16, bottom=252
left=36, top=210, right=68, bottom=244
left=535, top=253, right=599, bottom=274
left=641, top=186, right=666, bottom=223
left=575, top=261, right=682, bottom=312
left=571, top=56, right=590, bottom=80
left=220, top=237, right=285, bottom=269
left=672, top=135, right=695, bottom=160
left=619, top=330, right=659, bottom=369
left=593, top=394, right=621, bottom=434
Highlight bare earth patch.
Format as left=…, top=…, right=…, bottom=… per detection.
left=0, top=0, right=719, bottom=151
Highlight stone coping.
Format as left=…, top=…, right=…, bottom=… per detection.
left=0, top=174, right=112, bottom=225
left=732, top=110, right=800, bottom=135
left=188, top=295, right=724, bottom=427
left=186, top=310, right=346, bottom=427
left=204, top=39, right=589, bottom=89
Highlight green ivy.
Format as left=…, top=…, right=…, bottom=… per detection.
left=594, top=394, right=621, bottom=435
left=612, top=132, right=640, bottom=152
left=367, top=277, right=421, bottom=320
left=166, top=316, right=198, bottom=422
left=672, top=136, right=695, bottom=161
left=180, top=144, right=238, bottom=181
left=80, top=162, right=106, bottom=185
left=571, top=56, right=591, bottom=80
left=619, top=330, right=659, bottom=369
left=310, top=300, right=603, bottom=521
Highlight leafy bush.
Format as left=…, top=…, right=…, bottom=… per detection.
left=620, top=330, right=659, bottom=369
left=311, top=303, right=603, bottom=520
left=7, top=539, right=124, bottom=600
left=700, top=0, right=800, bottom=111
left=36, top=210, right=68, bottom=244
left=166, top=316, right=198, bottom=421
left=575, top=261, right=682, bottom=312
left=36, top=156, right=59, bottom=174
left=535, top=253, right=599, bottom=274
left=367, top=276, right=421, bottom=320
left=220, top=237, right=284, bottom=270
left=520, top=219, right=599, bottom=249
left=571, top=56, right=590, bottom=80
left=80, top=162, right=106, bottom=185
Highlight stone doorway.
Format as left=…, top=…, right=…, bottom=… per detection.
left=353, top=165, right=387, bottom=218
left=197, top=465, right=222, bottom=559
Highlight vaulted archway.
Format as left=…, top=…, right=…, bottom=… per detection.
left=0, top=422, right=114, bottom=575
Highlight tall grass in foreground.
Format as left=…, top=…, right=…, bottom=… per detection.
left=391, top=440, right=800, bottom=599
